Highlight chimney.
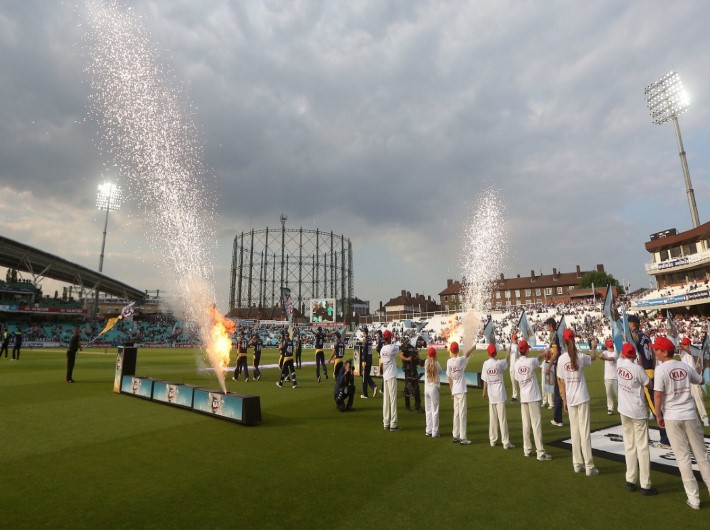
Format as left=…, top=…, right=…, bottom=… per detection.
left=407, top=291, right=411, bottom=298
left=401, top=290, right=406, bottom=297
left=447, top=279, right=453, bottom=287
left=597, top=264, right=605, bottom=273
left=500, top=273, right=505, bottom=280
left=517, top=274, right=520, bottom=278
left=531, top=270, right=535, bottom=278
left=379, top=301, right=383, bottom=309
left=553, top=267, right=557, bottom=276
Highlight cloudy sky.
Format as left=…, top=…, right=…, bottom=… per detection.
left=2, top=0, right=710, bottom=313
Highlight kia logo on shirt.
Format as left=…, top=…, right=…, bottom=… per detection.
left=487, top=368, right=498, bottom=376
left=617, top=368, right=633, bottom=381
left=518, top=366, right=530, bottom=375
left=564, top=362, right=575, bottom=371
left=670, top=368, right=687, bottom=381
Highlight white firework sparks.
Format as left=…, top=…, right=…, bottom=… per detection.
left=459, top=187, right=508, bottom=346
left=84, top=0, right=230, bottom=392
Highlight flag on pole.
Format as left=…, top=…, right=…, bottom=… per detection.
left=95, top=301, right=140, bottom=339
left=665, top=310, right=679, bottom=347
left=620, top=306, right=633, bottom=345
left=517, top=309, right=537, bottom=347
left=98, top=316, right=120, bottom=337
left=603, top=285, right=624, bottom=352
left=482, top=317, right=496, bottom=346
left=556, top=315, right=568, bottom=352
left=281, top=287, right=294, bottom=326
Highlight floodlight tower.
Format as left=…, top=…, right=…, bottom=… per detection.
left=644, top=71, right=700, bottom=228
left=95, top=182, right=122, bottom=315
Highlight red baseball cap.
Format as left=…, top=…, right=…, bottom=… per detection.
left=486, top=344, right=497, bottom=356
left=383, top=330, right=393, bottom=340
left=681, top=337, right=691, bottom=346
left=605, top=339, right=614, bottom=349
left=621, top=343, right=636, bottom=358
left=563, top=329, right=575, bottom=341
left=449, top=342, right=459, bottom=353
left=427, top=347, right=436, bottom=358
left=651, top=336, right=675, bottom=354
left=518, top=340, right=530, bottom=354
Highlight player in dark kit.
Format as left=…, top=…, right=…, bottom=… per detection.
left=359, top=327, right=378, bottom=399
left=328, top=332, right=346, bottom=379
left=334, top=359, right=356, bottom=412
left=0, top=328, right=10, bottom=358
left=294, top=330, right=303, bottom=369
left=276, top=333, right=297, bottom=388
left=249, top=332, right=263, bottom=381
left=314, top=327, right=328, bottom=382
left=233, top=331, right=250, bottom=382
left=544, top=318, right=564, bottom=427
left=11, top=330, right=22, bottom=361
left=401, top=341, right=424, bottom=412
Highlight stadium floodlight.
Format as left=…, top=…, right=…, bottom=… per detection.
left=95, top=182, right=122, bottom=316
left=96, top=182, right=122, bottom=272
left=644, top=71, right=700, bottom=228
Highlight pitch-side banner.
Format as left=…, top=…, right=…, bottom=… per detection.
left=551, top=424, right=709, bottom=476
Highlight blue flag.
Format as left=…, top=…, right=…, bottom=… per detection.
left=556, top=315, right=567, bottom=352
left=603, top=285, right=624, bottom=352
left=483, top=318, right=496, bottom=346
left=517, top=309, right=537, bottom=347
left=620, top=306, right=633, bottom=345
left=665, top=310, right=679, bottom=347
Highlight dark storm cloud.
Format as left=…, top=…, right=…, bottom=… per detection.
left=2, top=0, right=710, bottom=307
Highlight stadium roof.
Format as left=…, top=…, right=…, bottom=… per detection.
left=644, top=220, right=710, bottom=252
left=0, top=235, right=144, bottom=301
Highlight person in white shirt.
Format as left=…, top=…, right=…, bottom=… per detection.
left=514, top=340, right=552, bottom=461
left=508, top=333, right=519, bottom=402
left=653, top=336, right=710, bottom=510
left=617, top=343, right=656, bottom=495
left=482, top=344, right=514, bottom=449
left=378, top=330, right=405, bottom=431
left=678, top=337, right=709, bottom=427
left=424, top=347, right=442, bottom=438
left=557, top=328, right=599, bottom=476
left=599, top=339, right=619, bottom=415
left=446, top=341, right=474, bottom=445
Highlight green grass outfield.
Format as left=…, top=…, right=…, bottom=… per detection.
left=1, top=347, right=709, bottom=529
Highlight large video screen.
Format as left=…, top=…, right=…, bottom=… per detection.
left=310, top=298, right=336, bottom=323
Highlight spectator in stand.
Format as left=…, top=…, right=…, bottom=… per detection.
left=599, top=339, right=619, bottom=415
left=653, top=336, right=710, bottom=510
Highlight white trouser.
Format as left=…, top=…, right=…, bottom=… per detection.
left=665, top=418, right=710, bottom=506
left=690, top=384, right=708, bottom=423
left=424, top=384, right=440, bottom=435
left=489, top=401, right=510, bottom=445
left=520, top=401, right=545, bottom=457
left=509, top=366, right=518, bottom=399
left=452, top=393, right=468, bottom=440
left=620, top=414, right=651, bottom=489
left=604, top=379, right=618, bottom=411
left=568, top=401, right=595, bottom=472
left=382, top=378, right=398, bottom=428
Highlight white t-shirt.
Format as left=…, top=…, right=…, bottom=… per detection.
left=601, top=349, right=619, bottom=380
left=556, top=352, right=592, bottom=407
left=679, top=348, right=701, bottom=374
left=446, top=355, right=469, bottom=395
left=379, top=343, right=400, bottom=382
left=508, top=343, right=519, bottom=370
left=514, top=356, right=542, bottom=403
left=424, top=358, right=441, bottom=388
left=654, top=359, right=703, bottom=421
left=482, top=357, right=508, bottom=404
left=616, top=357, right=650, bottom=420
